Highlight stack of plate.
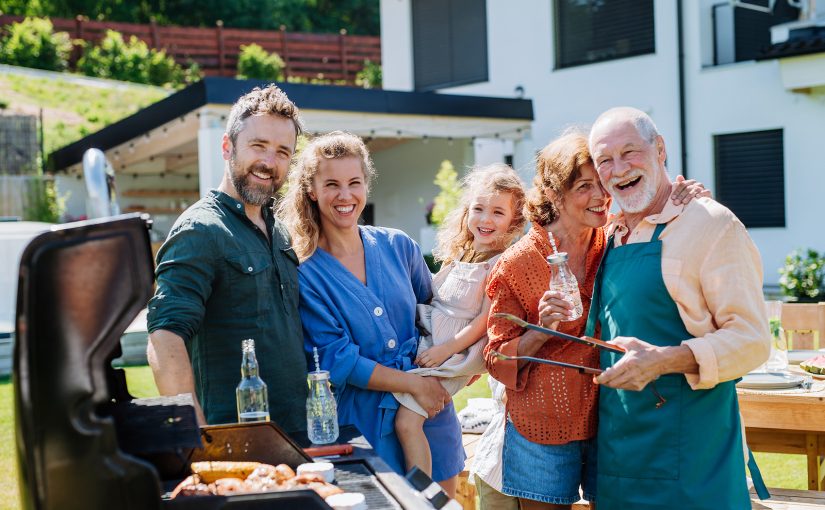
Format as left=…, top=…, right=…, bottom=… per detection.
left=788, top=349, right=825, bottom=365
left=737, top=372, right=804, bottom=390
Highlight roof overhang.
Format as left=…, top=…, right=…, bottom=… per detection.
left=49, top=77, right=534, bottom=174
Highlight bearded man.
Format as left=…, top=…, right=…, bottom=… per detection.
left=581, top=107, right=771, bottom=509
left=147, top=85, right=308, bottom=428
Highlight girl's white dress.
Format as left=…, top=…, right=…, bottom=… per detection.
left=393, top=254, right=499, bottom=417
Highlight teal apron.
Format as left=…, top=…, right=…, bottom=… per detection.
left=584, top=222, right=766, bottom=509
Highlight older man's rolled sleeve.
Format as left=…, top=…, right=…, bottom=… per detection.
left=671, top=210, right=771, bottom=389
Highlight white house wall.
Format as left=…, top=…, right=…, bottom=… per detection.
left=370, top=138, right=472, bottom=246
left=379, top=0, right=825, bottom=286
left=684, top=4, right=825, bottom=285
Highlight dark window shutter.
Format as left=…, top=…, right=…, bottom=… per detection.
left=734, top=0, right=799, bottom=61
left=715, top=129, right=785, bottom=228
left=413, top=0, right=488, bottom=91
left=555, top=0, right=655, bottom=69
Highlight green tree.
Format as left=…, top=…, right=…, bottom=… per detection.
left=77, top=30, right=184, bottom=86
left=430, top=160, right=462, bottom=227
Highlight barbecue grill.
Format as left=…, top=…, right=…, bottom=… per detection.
left=13, top=214, right=439, bottom=510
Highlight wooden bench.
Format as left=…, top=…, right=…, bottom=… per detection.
left=455, top=434, right=825, bottom=509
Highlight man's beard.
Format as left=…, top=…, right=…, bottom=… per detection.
left=230, top=157, right=280, bottom=206
left=608, top=169, right=658, bottom=214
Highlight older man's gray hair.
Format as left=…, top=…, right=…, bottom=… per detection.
left=590, top=107, right=660, bottom=146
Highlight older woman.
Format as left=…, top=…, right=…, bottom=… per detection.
left=484, top=130, right=704, bottom=510
left=277, top=131, right=464, bottom=495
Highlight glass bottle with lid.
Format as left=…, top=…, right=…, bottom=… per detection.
left=236, top=339, right=270, bottom=423
left=547, top=252, right=583, bottom=321
left=306, top=347, right=339, bottom=444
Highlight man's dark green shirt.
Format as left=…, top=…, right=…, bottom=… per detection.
left=147, top=190, right=307, bottom=431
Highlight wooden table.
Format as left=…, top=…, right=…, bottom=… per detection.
left=738, top=383, right=825, bottom=490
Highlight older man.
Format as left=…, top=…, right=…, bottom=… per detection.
left=146, top=85, right=307, bottom=429
left=584, top=107, right=770, bottom=509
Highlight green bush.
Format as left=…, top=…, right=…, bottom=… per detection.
left=24, top=174, right=65, bottom=223
left=0, top=17, right=72, bottom=71
left=77, top=30, right=184, bottom=87
left=430, top=160, right=462, bottom=227
left=236, top=44, right=284, bottom=81
left=355, top=59, right=381, bottom=89
left=779, top=248, right=825, bottom=303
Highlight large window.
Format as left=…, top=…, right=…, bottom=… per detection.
left=715, top=129, right=785, bottom=228
left=554, top=0, right=655, bottom=69
left=712, top=0, right=799, bottom=65
left=412, top=0, right=488, bottom=91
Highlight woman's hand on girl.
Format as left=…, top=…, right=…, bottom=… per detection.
left=416, top=344, right=453, bottom=368
left=538, top=290, right=572, bottom=327
left=410, top=375, right=451, bottom=418
left=670, top=175, right=712, bottom=205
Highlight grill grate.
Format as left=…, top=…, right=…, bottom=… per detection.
left=334, top=461, right=401, bottom=510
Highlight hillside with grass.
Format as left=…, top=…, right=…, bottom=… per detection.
left=0, top=67, right=169, bottom=157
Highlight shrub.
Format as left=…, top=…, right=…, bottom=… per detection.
left=430, top=160, right=462, bottom=227
left=24, top=174, right=65, bottom=223
left=77, top=30, right=184, bottom=87
left=355, top=59, right=382, bottom=89
left=236, top=44, right=284, bottom=81
left=779, top=248, right=825, bottom=303
left=0, top=17, right=72, bottom=71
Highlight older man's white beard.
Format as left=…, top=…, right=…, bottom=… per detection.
left=609, top=172, right=657, bottom=214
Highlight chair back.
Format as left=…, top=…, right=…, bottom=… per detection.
left=781, top=302, right=825, bottom=350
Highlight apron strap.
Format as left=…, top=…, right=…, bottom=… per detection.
left=652, top=221, right=668, bottom=239
left=748, top=448, right=771, bottom=500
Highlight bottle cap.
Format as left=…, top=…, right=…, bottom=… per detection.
left=308, top=370, right=331, bottom=381
left=546, top=252, right=569, bottom=264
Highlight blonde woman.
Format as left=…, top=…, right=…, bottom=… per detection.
left=277, top=131, right=464, bottom=495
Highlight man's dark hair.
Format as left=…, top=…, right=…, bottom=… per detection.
left=226, top=84, right=304, bottom=144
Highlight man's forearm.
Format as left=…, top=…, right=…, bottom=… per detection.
left=656, top=344, right=700, bottom=376
left=147, top=329, right=206, bottom=424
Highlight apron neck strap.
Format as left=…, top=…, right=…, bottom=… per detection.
left=652, top=221, right=668, bottom=240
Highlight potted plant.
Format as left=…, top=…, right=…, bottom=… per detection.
left=779, top=248, right=825, bottom=303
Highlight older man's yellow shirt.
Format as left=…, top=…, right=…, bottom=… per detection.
left=610, top=197, right=771, bottom=390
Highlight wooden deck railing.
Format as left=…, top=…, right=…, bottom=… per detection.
left=0, top=15, right=382, bottom=85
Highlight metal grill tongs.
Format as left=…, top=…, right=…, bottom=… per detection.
left=492, top=312, right=666, bottom=408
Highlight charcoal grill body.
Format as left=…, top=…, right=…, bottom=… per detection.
left=14, top=214, right=161, bottom=510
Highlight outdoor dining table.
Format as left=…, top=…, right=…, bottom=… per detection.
left=738, top=374, right=825, bottom=491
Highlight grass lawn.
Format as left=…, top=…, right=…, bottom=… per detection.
left=0, top=368, right=806, bottom=509
left=0, top=72, right=169, bottom=155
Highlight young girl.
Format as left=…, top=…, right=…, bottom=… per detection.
left=393, top=163, right=526, bottom=477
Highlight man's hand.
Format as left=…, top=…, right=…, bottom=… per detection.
left=147, top=330, right=207, bottom=425
left=410, top=375, right=452, bottom=418
left=416, top=344, right=453, bottom=368
left=595, top=336, right=665, bottom=391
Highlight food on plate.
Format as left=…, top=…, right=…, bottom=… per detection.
left=190, top=461, right=262, bottom=482
left=170, top=462, right=344, bottom=499
left=800, top=355, right=825, bottom=375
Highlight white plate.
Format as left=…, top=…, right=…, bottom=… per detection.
left=737, top=372, right=804, bottom=390
left=788, top=350, right=825, bottom=365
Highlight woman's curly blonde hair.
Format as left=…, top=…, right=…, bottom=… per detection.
left=525, top=128, right=592, bottom=226
left=277, top=131, right=375, bottom=260
left=433, top=163, right=525, bottom=265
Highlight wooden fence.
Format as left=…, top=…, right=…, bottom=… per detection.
left=0, top=15, right=382, bottom=85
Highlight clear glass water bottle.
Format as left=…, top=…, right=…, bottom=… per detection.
left=547, top=252, right=583, bottom=321
left=236, top=339, right=270, bottom=423
left=306, top=370, right=339, bottom=444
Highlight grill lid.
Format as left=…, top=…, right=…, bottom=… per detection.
left=14, top=214, right=161, bottom=510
